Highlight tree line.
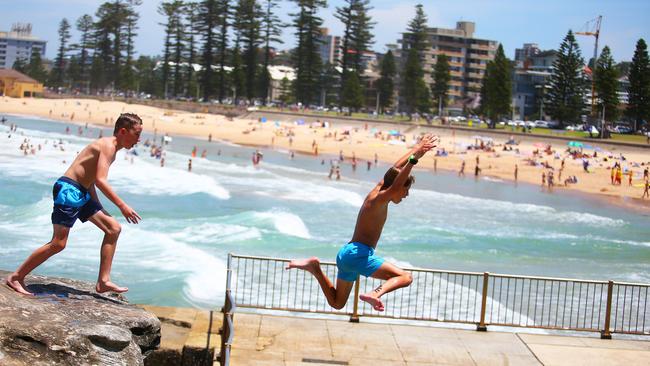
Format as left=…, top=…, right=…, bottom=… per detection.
left=12, top=1, right=650, bottom=129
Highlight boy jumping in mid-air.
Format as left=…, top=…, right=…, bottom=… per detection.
left=287, top=134, right=438, bottom=311
left=5, top=113, right=143, bottom=296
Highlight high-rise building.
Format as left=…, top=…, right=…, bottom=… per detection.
left=316, top=28, right=342, bottom=66
left=512, top=43, right=557, bottom=119
left=398, top=21, right=498, bottom=112
left=515, top=43, right=541, bottom=64
left=0, top=23, right=47, bottom=69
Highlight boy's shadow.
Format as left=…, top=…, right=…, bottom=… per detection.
left=27, top=283, right=126, bottom=304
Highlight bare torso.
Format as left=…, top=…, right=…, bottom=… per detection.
left=350, top=185, right=389, bottom=249
left=63, top=137, right=116, bottom=188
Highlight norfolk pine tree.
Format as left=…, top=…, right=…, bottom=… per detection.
left=401, top=4, right=431, bottom=116
left=335, top=0, right=374, bottom=107
left=259, top=0, right=284, bottom=103
left=184, top=2, right=201, bottom=99
left=546, top=30, right=586, bottom=127
left=291, top=0, right=326, bottom=105
left=52, top=18, right=71, bottom=87
left=626, top=39, right=650, bottom=132
left=121, top=1, right=142, bottom=92
left=199, top=0, right=220, bottom=99
left=594, top=46, right=620, bottom=123
left=158, top=1, right=178, bottom=98
left=73, top=14, right=94, bottom=91
left=216, top=0, right=231, bottom=102
left=349, top=0, right=374, bottom=74
left=481, top=44, right=511, bottom=127
left=236, top=0, right=263, bottom=101
left=431, top=53, right=450, bottom=115
left=341, top=71, right=364, bottom=113
left=27, top=50, right=48, bottom=84
left=376, top=50, right=396, bottom=113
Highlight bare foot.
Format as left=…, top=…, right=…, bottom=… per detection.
left=96, top=281, right=128, bottom=293
left=360, top=293, right=385, bottom=312
left=285, top=257, right=320, bottom=273
left=5, top=275, right=34, bottom=296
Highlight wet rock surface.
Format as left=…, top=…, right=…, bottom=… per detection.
left=0, top=270, right=160, bottom=365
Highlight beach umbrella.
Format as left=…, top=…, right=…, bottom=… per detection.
left=260, top=117, right=267, bottom=123
left=567, top=141, right=583, bottom=148
left=388, top=130, right=400, bottom=136
left=296, top=119, right=305, bottom=125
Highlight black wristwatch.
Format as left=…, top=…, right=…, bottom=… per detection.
left=408, top=154, right=418, bottom=165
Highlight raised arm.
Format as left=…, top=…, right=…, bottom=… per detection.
left=377, top=134, right=439, bottom=200
left=95, top=145, right=141, bottom=224
left=393, top=134, right=439, bottom=168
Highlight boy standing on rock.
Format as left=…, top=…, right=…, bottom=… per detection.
left=6, top=113, right=143, bottom=296
left=286, top=134, right=438, bottom=312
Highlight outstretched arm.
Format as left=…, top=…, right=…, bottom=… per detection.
left=95, top=146, right=141, bottom=224
left=393, top=134, right=439, bottom=168
left=377, top=134, right=439, bottom=199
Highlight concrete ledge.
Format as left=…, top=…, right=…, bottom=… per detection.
left=140, top=305, right=221, bottom=366
left=231, top=312, right=650, bottom=366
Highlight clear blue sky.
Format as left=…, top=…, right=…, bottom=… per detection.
left=2, top=0, right=649, bottom=63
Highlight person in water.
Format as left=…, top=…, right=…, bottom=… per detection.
left=286, top=134, right=438, bottom=311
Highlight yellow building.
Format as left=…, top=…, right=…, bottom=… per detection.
left=0, top=69, right=43, bottom=97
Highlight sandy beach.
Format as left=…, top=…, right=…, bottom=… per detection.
left=1, top=96, right=649, bottom=211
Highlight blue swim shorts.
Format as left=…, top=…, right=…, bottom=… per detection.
left=336, top=241, right=385, bottom=282
left=51, top=176, right=103, bottom=228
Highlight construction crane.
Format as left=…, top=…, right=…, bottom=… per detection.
left=576, top=15, right=602, bottom=118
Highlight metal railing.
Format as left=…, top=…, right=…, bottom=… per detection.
left=218, top=255, right=236, bottom=366
left=227, top=254, right=649, bottom=338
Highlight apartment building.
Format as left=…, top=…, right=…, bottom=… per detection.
left=0, top=23, right=47, bottom=69
left=399, top=21, right=498, bottom=112
left=512, top=44, right=556, bottom=119
left=317, top=28, right=342, bottom=66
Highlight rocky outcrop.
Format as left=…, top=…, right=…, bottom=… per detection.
left=0, top=270, right=160, bottom=366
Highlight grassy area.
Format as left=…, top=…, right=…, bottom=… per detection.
left=466, top=123, right=648, bottom=144
left=257, top=107, right=649, bottom=145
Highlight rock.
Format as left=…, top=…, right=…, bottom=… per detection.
left=0, top=270, right=160, bottom=365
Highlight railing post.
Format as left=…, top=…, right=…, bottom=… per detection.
left=601, top=280, right=613, bottom=339
left=477, top=272, right=489, bottom=331
left=349, top=276, right=361, bottom=323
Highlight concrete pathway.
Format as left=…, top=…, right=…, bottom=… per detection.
left=230, top=313, right=650, bottom=366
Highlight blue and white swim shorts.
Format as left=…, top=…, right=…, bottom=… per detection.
left=51, top=176, right=103, bottom=227
left=336, top=241, right=385, bottom=282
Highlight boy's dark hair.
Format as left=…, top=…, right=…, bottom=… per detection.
left=113, top=113, right=142, bottom=136
left=380, top=167, right=415, bottom=190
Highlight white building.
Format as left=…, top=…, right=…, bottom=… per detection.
left=0, top=23, right=47, bottom=69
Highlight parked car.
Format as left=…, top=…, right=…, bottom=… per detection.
left=534, top=120, right=549, bottom=128
left=547, top=120, right=560, bottom=129
left=613, top=125, right=633, bottom=134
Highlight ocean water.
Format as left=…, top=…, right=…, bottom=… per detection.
left=1, top=115, right=649, bottom=309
